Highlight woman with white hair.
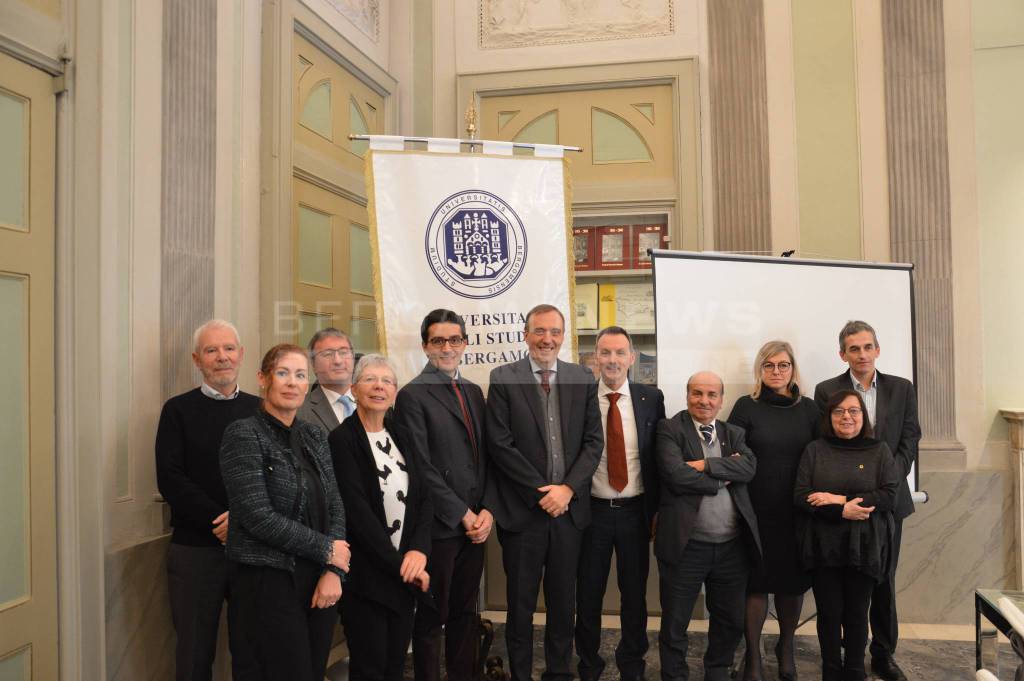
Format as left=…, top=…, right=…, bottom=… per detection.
left=328, top=354, right=434, bottom=681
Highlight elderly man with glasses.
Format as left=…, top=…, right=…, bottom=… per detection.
left=298, top=327, right=357, bottom=434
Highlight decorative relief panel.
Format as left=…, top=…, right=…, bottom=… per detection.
left=479, top=0, right=674, bottom=49
left=325, top=0, right=380, bottom=42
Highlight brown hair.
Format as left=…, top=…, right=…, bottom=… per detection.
left=259, top=343, right=308, bottom=376
left=821, top=389, right=874, bottom=438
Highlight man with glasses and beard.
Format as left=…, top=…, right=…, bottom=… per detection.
left=394, top=309, right=492, bottom=681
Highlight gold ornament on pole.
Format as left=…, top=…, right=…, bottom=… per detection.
left=465, top=96, right=478, bottom=151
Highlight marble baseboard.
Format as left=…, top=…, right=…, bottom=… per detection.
left=895, top=469, right=1016, bottom=623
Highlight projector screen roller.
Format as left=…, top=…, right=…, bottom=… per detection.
left=652, top=250, right=917, bottom=494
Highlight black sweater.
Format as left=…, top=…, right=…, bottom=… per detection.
left=156, top=387, right=260, bottom=546
left=793, top=436, right=900, bottom=580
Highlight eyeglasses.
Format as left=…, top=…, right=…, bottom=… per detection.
left=831, top=407, right=863, bottom=417
left=315, top=348, right=353, bottom=360
left=427, top=336, right=467, bottom=348
left=761, top=361, right=792, bottom=373
left=530, top=327, right=563, bottom=338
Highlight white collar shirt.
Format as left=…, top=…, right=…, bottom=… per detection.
left=691, top=417, right=718, bottom=445
left=849, top=369, right=878, bottom=427
left=321, top=386, right=355, bottom=423
left=201, top=383, right=239, bottom=400
left=529, top=357, right=557, bottom=384
left=591, top=380, right=643, bottom=499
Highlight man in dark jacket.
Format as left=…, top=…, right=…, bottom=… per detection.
left=155, top=319, right=259, bottom=681
left=486, top=304, right=604, bottom=681
left=395, top=309, right=491, bottom=681
left=814, top=320, right=921, bottom=681
left=655, top=371, right=760, bottom=681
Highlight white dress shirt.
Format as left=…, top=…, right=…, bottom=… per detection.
left=201, top=383, right=239, bottom=400
left=849, top=369, right=878, bottom=426
left=591, top=380, right=644, bottom=499
left=321, top=386, right=355, bottom=423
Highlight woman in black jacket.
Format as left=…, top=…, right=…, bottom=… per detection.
left=328, top=353, right=434, bottom=681
left=728, top=340, right=819, bottom=681
left=793, top=389, right=900, bottom=681
left=220, top=343, right=351, bottom=681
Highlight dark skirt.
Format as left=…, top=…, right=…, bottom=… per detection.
left=747, top=517, right=812, bottom=595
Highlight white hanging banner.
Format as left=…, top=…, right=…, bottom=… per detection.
left=368, top=135, right=406, bottom=151
left=426, top=138, right=461, bottom=153
left=367, top=149, right=576, bottom=389
left=482, top=140, right=514, bottom=156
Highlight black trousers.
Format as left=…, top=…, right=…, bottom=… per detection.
left=167, top=543, right=253, bottom=681
left=657, top=538, right=748, bottom=681
left=575, top=498, right=650, bottom=681
left=227, top=559, right=336, bottom=681
left=498, top=515, right=583, bottom=681
left=812, top=566, right=875, bottom=681
left=869, top=517, right=903, bottom=661
left=413, top=535, right=485, bottom=681
left=342, top=590, right=416, bottom=681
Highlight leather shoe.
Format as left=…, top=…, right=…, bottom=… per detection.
left=870, top=657, right=907, bottom=681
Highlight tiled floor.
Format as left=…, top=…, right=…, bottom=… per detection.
left=325, top=614, right=1020, bottom=681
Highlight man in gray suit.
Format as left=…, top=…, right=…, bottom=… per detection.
left=486, top=303, right=604, bottom=681
left=654, top=371, right=760, bottom=681
left=297, top=327, right=355, bottom=433
left=813, top=320, right=921, bottom=681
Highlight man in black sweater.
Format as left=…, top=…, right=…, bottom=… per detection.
left=155, top=319, right=260, bottom=681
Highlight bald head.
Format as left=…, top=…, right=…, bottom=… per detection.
left=686, top=371, right=724, bottom=425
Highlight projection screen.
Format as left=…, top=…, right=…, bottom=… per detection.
left=652, top=250, right=918, bottom=495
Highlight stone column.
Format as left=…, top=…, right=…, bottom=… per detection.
left=1000, top=409, right=1024, bottom=589
left=882, top=0, right=962, bottom=455
left=707, top=0, right=771, bottom=254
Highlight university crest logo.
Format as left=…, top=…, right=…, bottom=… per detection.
left=425, top=190, right=528, bottom=299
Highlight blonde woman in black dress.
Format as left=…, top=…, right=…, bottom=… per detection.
left=727, top=341, right=819, bottom=681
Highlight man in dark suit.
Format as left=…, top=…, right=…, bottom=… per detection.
left=813, top=320, right=921, bottom=681
left=575, top=326, right=665, bottom=681
left=486, top=303, right=604, bottom=681
left=395, top=309, right=492, bottom=681
left=297, top=327, right=355, bottom=434
left=654, top=371, right=760, bottom=681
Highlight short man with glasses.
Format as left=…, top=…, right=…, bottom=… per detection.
left=486, top=303, right=604, bottom=681
left=156, top=319, right=260, bottom=681
left=813, top=321, right=921, bottom=681
left=394, top=309, right=492, bottom=681
left=298, top=327, right=356, bottom=434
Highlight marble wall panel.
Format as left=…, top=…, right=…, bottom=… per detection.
left=895, top=470, right=1015, bottom=623
left=105, top=535, right=175, bottom=681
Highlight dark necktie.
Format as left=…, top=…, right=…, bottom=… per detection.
left=699, top=423, right=715, bottom=446
left=605, top=392, right=627, bottom=492
left=451, top=378, right=479, bottom=462
left=537, top=369, right=553, bottom=395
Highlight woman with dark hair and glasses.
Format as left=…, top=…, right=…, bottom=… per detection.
left=793, top=389, right=900, bottom=681
left=219, top=343, right=351, bottom=681
left=727, top=341, right=819, bottom=681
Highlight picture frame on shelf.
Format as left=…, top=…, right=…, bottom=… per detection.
left=597, top=226, right=629, bottom=269
left=631, top=223, right=668, bottom=269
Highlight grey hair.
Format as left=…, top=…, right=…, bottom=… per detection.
left=352, top=353, right=398, bottom=384
left=307, top=327, right=352, bottom=353
left=192, top=319, right=241, bottom=353
left=838, top=320, right=879, bottom=351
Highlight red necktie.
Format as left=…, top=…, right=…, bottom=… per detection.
left=606, top=392, right=627, bottom=492
left=538, top=369, right=553, bottom=395
left=452, top=379, right=479, bottom=462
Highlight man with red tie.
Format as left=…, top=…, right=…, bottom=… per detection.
left=395, top=309, right=492, bottom=681
left=575, top=327, right=665, bottom=681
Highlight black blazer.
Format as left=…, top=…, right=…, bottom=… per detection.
left=620, top=382, right=666, bottom=525
left=394, top=363, right=487, bottom=540
left=813, top=370, right=921, bottom=519
left=328, top=414, right=433, bottom=612
left=653, top=411, right=762, bottom=566
left=484, top=358, right=604, bottom=532
left=297, top=384, right=342, bottom=435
